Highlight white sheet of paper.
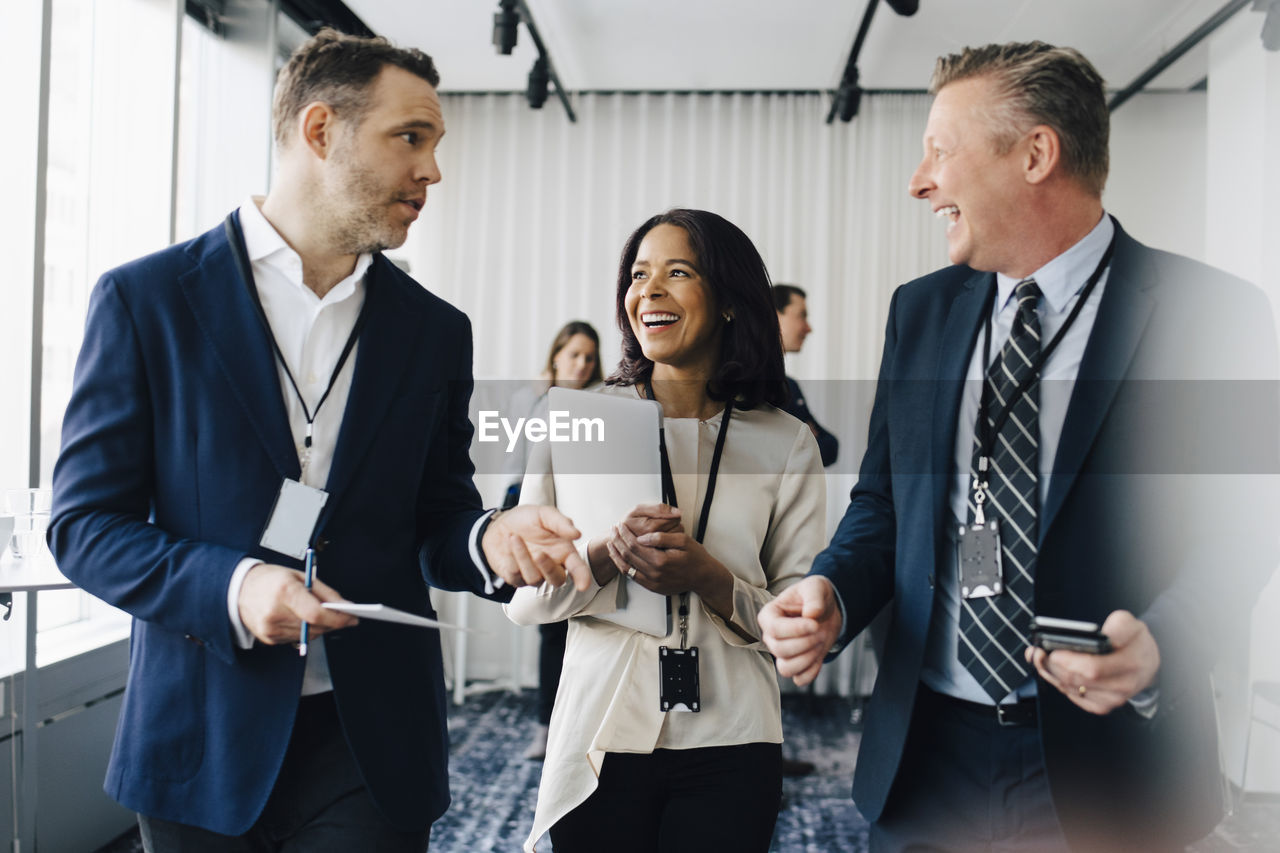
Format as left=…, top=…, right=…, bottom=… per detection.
left=321, top=601, right=475, bottom=632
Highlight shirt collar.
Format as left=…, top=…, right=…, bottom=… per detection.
left=237, top=196, right=373, bottom=302
left=995, top=212, right=1114, bottom=314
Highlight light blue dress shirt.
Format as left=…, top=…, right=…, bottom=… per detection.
left=919, top=214, right=1114, bottom=705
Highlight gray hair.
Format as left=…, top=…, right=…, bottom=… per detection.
left=931, top=41, right=1109, bottom=197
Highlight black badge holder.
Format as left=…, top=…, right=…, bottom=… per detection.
left=660, top=646, right=700, bottom=712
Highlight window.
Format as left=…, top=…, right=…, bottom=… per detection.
left=0, top=3, right=44, bottom=493
left=0, top=0, right=289, bottom=671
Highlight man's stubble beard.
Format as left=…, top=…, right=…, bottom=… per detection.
left=321, top=142, right=407, bottom=255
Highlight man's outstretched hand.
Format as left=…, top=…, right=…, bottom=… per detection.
left=482, top=505, right=591, bottom=591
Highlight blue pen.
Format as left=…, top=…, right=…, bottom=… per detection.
left=300, top=546, right=315, bottom=657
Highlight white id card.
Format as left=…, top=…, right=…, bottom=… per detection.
left=259, top=479, right=329, bottom=560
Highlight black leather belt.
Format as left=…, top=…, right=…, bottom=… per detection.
left=924, top=686, right=1038, bottom=727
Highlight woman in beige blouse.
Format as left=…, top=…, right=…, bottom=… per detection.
left=506, top=208, right=826, bottom=853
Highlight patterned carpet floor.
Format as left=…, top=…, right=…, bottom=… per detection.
left=97, top=689, right=1280, bottom=852
left=431, top=690, right=870, bottom=853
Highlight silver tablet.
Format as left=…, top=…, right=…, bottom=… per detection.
left=546, top=387, right=672, bottom=637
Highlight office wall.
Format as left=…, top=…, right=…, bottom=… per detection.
left=1107, top=92, right=1208, bottom=262
left=1206, top=10, right=1280, bottom=796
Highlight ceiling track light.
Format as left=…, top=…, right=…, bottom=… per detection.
left=827, top=0, right=881, bottom=123
left=492, top=0, right=576, bottom=122
left=527, top=56, right=550, bottom=108
left=836, top=68, right=864, bottom=122
left=492, top=0, right=519, bottom=55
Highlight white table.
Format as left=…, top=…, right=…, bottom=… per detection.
left=0, top=551, right=75, bottom=852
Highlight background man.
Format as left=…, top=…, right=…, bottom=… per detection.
left=761, top=42, right=1277, bottom=852
left=49, top=29, right=586, bottom=852
left=774, top=283, right=839, bottom=467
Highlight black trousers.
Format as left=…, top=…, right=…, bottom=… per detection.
left=139, top=692, right=430, bottom=853
left=537, top=620, right=568, bottom=724
left=870, top=686, right=1069, bottom=853
left=550, top=742, right=782, bottom=853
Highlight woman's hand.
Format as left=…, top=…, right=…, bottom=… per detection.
left=587, top=503, right=682, bottom=586
left=622, top=503, right=684, bottom=538
left=606, top=516, right=736, bottom=619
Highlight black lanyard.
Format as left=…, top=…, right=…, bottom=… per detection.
left=223, top=214, right=370, bottom=458
left=643, top=383, right=732, bottom=647
left=642, top=383, right=732, bottom=542
left=973, top=231, right=1116, bottom=467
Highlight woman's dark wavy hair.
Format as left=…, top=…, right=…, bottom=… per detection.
left=605, top=209, right=787, bottom=411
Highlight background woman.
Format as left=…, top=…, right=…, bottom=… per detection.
left=503, top=320, right=603, bottom=759
left=506, top=209, right=825, bottom=852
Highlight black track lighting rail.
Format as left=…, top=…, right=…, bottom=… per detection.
left=511, top=0, right=576, bottom=122
left=1108, top=0, right=1251, bottom=111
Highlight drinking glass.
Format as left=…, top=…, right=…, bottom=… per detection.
left=5, top=489, right=52, bottom=560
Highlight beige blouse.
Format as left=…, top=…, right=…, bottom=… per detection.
left=505, top=385, right=826, bottom=852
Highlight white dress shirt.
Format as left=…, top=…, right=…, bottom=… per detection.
left=225, top=196, right=371, bottom=696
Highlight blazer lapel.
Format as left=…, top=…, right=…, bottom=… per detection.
left=321, top=257, right=422, bottom=520
left=178, top=217, right=300, bottom=481
left=930, top=270, right=996, bottom=537
left=1040, top=225, right=1155, bottom=539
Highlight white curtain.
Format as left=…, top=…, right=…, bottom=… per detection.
left=402, top=91, right=948, bottom=385
left=407, top=90, right=951, bottom=695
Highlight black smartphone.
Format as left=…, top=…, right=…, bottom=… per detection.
left=1029, top=615, right=1113, bottom=654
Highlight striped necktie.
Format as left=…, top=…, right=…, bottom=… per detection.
left=958, top=278, right=1042, bottom=703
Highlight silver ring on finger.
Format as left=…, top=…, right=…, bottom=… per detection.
left=626, top=566, right=637, bottom=579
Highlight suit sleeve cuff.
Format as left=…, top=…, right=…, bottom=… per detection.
left=227, top=558, right=261, bottom=650
left=469, top=509, right=506, bottom=595
left=817, top=575, right=852, bottom=660
left=1128, top=686, right=1160, bottom=719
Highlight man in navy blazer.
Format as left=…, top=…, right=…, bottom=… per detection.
left=49, top=29, right=588, bottom=851
left=774, top=284, right=839, bottom=468
left=762, top=42, right=1278, bottom=852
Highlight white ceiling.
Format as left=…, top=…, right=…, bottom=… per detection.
left=345, top=0, right=1252, bottom=95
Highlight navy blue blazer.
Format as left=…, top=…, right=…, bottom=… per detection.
left=782, top=375, right=839, bottom=467
left=813, top=221, right=1278, bottom=850
left=49, top=214, right=509, bottom=835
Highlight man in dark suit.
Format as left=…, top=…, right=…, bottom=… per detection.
left=774, top=284, right=839, bottom=468
left=49, top=29, right=587, bottom=852
left=761, top=42, right=1278, bottom=852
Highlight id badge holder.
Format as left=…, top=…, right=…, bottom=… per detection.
left=957, top=520, right=1003, bottom=598
left=259, top=479, right=329, bottom=560
left=659, top=646, right=700, bottom=712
